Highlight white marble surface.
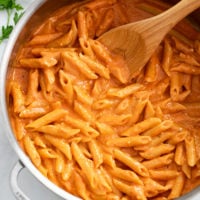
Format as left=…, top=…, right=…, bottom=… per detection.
left=0, top=1, right=62, bottom=199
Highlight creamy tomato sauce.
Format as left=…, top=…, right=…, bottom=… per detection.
left=6, top=0, right=200, bottom=199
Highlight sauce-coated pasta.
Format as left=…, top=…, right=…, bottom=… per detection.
left=6, top=0, right=200, bottom=199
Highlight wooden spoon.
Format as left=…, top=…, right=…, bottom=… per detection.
left=98, top=0, right=200, bottom=78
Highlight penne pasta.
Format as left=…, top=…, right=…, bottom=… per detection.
left=73, top=172, right=91, bottom=200
left=74, top=100, right=94, bottom=123
left=54, top=150, right=65, bottom=173
left=102, top=153, right=116, bottom=168
left=170, top=71, right=191, bottom=101
left=38, top=148, right=57, bottom=159
left=63, top=52, right=98, bottom=79
left=59, top=70, right=74, bottom=105
left=120, top=117, right=161, bottom=136
left=28, top=32, right=63, bottom=45
left=88, top=140, right=103, bottom=168
left=73, top=85, right=93, bottom=105
left=26, top=108, right=68, bottom=130
left=113, top=179, right=146, bottom=200
left=19, top=107, right=49, bottom=119
left=149, top=169, right=179, bottom=180
left=142, top=120, right=173, bottom=137
left=10, top=81, right=25, bottom=113
left=25, top=69, right=39, bottom=105
left=174, top=142, right=185, bottom=166
left=71, top=142, right=96, bottom=188
left=92, top=98, right=116, bottom=110
left=162, top=38, right=173, bottom=76
left=106, top=135, right=151, bottom=147
left=168, top=172, right=185, bottom=199
left=43, top=158, right=61, bottom=187
left=77, top=11, right=88, bottom=40
left=84, top=0, right=117, bottom=10
left=7, top=0, right=200, bottom=199
left=149, top=131, right=175, bottom=147
left=79, top=53, right=110, bottom=79
left=45, top=135, right=72, bottom=160
left=19, top=57, right=58, bottom=68
left=64, top=115, right=99, bottom=137
left=185, top=134, right=197, bottom=167
left=144, top=100, right=155, bottom=119
left=79, top=38, right=95, bottom=58
left=48, top=20, right=78, bottom=48
left=107, top=166, right=143, bottom=185
left=12, top=116, right=26, bottom=140
left=37, top=124, right=80, bottom=139
left=61, top=161, right=73, bottom=181
left=107, top=83, right=143, bottom=98
left=144, top=49, right=160, bottom=82
left=130, top=98, right=147, bottom=124
left=96, top=8, right=114, bottom=37
left=114, top=149, right=149, bottom=177
left=140, top=144, right=175, bottom=159
left=143, top=178, right=166, bottom=198
left=98, top=113, right=132, bottom=126
left=167, top=130, right=187, bottom=145
left=23, top=135, right=41, bottom=167
left=142, top=153, right=174, bottom=169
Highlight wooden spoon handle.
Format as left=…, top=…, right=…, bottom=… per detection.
left=153, top=0, right=200, bottom=29
left=138, top=0, right=200, bottom=40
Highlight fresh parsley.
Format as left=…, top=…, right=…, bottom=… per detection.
left=0, top=0, right=23, bottom=44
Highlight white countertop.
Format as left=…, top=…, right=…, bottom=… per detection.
left=1, top=1, right=200, bottom=200
left=0, top=1, right=62, bottom=199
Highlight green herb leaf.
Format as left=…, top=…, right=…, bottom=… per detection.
left=0, top=0, right=22, bottom=10
left=0, top=25, right=13, bottom=43
left=0, top=0, right=13, bottom=10
left=2, top=25, right=13, bottom=38
left=14, top=11, right=23, bottom=24
left=0, top=0, right=23, bottom=44
left=12, top=1, right=23, bottom=10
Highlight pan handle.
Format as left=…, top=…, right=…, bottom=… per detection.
left=10, top=161, right=31, bottom=200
